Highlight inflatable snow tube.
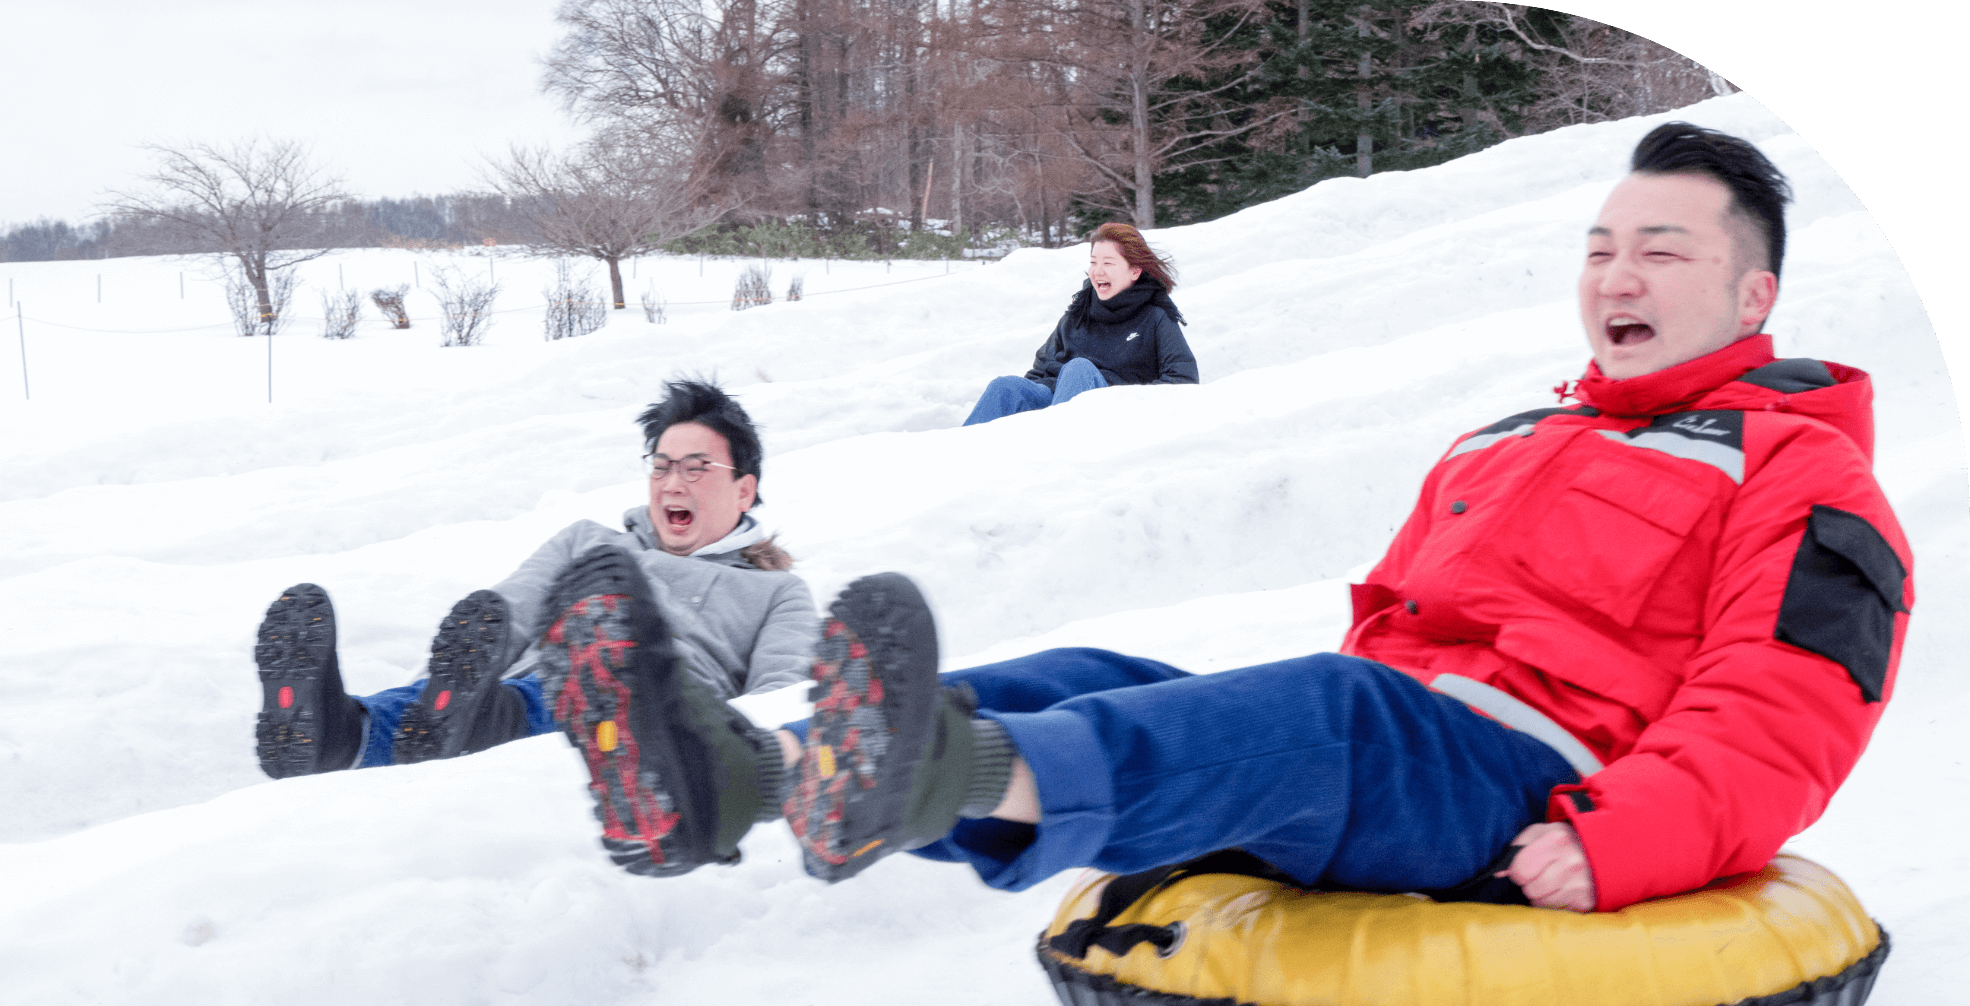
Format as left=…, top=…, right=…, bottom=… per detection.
left=1037, top=851, right=1887, bottom=1006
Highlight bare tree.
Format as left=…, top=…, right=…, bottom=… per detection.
left=538, top=0, right=1100, bottom=241
left=487, top=132, right=731, bottom=309
left=543, top=0, right=792, bottom=203
left=1023, top=0, right=1288, bottom=228
left=104, top=138, right=348, bottom=329
left=226, top=266, right=298, bottom=338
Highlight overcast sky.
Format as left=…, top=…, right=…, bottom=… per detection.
left=5, top=0, right=583, bottom=225
left=0, top=3, right=1922, bottom=281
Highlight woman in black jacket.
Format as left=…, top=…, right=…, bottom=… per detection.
left=962, top=223, right=1198, bottom=426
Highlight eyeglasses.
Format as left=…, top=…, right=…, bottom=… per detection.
left=645, top=455, right=738, bottom=483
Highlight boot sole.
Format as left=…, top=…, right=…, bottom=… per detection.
left=537, top=587, right=699, bottom=876
left=396, top=590, right=509, bottom=763
left=786, top=572, right=941, bottom=882
left=254, top=583, right=339, bottom=779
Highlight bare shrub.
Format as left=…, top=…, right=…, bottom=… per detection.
left=730, top=264, right=772, bottom=311
left=429, top=267, right=501, bottom=347
left=785, top=274, right=803, bottom=302
left=226, top=265, right=296, bottom=337
left=543, top=259, right=608, bottom=341
left=320, top=288, right=362, bottom=339
left=370, top=285, right=411, bottom=328
left=224, top=273, right=258, bottom=338
left=640, top=281, right=666, bottom=324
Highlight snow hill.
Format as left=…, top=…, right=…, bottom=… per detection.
left=1, top=92, right=1963, bottom=1004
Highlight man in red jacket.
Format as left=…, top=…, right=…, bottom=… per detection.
left=532, top=123, right=1912, bottom=913
left=1334, top=123, right=1912, bottom=909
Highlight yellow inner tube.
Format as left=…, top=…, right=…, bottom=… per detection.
left=1037, top=853, right=1884, bottom=1006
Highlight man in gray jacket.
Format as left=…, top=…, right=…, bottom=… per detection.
left=251, top=379, right=816, bottom=781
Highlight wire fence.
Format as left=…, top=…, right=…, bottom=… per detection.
left=7, top=267, right=978, bottom=335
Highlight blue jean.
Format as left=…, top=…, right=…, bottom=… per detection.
left=962, top=358, right=1108, bottom=426
left=351, top=673, right=558, bottom=768
left=900, top=648, right=1577, bottom=893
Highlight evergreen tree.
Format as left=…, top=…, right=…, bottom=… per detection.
left=1149, top=3, right=1556, bottom=227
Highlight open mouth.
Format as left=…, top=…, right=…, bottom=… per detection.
left=663, top=506, right=694, bottom=531
left=1606, top=319, right=1655, bottom=346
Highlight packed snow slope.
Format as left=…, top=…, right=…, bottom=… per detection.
left=2, top=93, right=1963, bottom=1004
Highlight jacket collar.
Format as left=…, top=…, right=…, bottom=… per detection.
left=622, top=508, right=767, bottom=564
left=1574, top=335, right=1776, bottom=418
left=1066, top=275, right=1186, bottom=328
left=693, top=513, right=767, bottom=557
left=1570, top=334, right=1878, bottom=459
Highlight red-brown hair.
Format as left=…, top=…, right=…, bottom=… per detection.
left=1089, top=222, right=1178, bottom=293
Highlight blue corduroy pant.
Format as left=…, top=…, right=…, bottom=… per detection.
left=906, top=647, right=1578, bottom=893
left=351, top=674, right=558, bottom=768
left=962, top=357, right=1108, bottom=426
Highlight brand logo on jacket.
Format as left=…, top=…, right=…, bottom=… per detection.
left=1600, top=411, right=1746, bottom=483
left=1671, top=415, right=1732, bottom=438
left=1125, top=332, right=1140, bottom=341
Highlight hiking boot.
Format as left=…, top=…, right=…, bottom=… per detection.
left=396, top=590, right=528, bottom=764
left=535, top=546, right=783, bottom=877
left=254, top=583, right=365, bottom=778
left=784, top=573, right=1016, bottom=883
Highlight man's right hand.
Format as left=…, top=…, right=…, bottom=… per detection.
left=1498, top=821, right=1597, bottom=912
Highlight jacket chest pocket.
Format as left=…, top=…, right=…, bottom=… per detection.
left=1511, top=454, right=1713, bottom=628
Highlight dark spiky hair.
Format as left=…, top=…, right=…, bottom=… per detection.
left=1630, top=122, right=1793, bottom=280
left=637, top=379, right=765, bottom=508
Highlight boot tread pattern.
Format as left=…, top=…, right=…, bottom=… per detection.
left=396, top=590, right=507, bottom=763
left=785, top=573, right=938, bottom=882
left=538, top=593, right=686, bottom=876
left=253, top=583, right=336, bottom=779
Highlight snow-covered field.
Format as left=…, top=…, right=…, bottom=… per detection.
left=2, top=93, right=1962, bottom=1003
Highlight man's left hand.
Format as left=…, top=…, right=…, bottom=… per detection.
left=1498, top=822, right=1597, bottom=912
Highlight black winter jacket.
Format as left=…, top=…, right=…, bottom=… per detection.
left=1023, top=277, right=1199, bottom=390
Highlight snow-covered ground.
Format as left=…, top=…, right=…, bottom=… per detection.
left=1, top=93, right=1961, bottom=1004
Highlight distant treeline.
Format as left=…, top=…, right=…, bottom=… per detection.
left=0, top=195, right=541, bottom=263
left=5, top=197, right=1016, bottom=265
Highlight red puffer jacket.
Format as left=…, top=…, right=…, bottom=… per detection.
left=1342, top=334, right=1913, bottom=910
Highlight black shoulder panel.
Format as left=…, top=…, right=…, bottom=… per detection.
left=1775, top=505, right=1907, bottom=702
left=1739, top=358, right=1836, bottom=393
left=1466, top=405, right=1601, bottom=439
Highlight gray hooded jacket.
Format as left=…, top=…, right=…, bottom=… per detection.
left=488, top=507, right=817, bottom=700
